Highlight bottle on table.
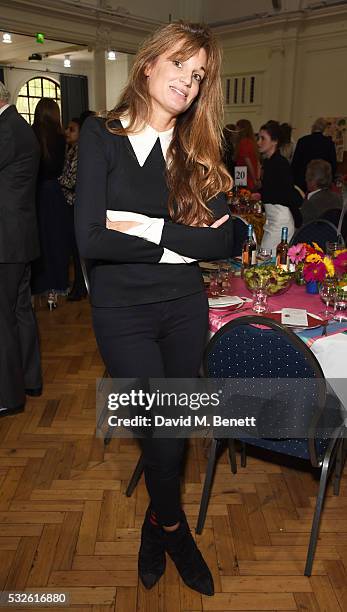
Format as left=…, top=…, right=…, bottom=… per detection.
left=241, top=224, right=257, bottom=277
left=276, top=226, right=289, bottom=271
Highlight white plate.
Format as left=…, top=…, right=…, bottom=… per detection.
left=209, top=296, right=244, bottom=309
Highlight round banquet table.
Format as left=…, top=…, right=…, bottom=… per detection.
left=208, top=277, right=347, bottom=409
left=209, top=277, right=324, bottom=333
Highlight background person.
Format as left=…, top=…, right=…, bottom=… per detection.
left=0, top=82, right=42, bottom=417
left=291, top=117, right=337, bottom=192
left=234, top=118, right=260, bottom=190
left=31, top=98, right=70, bottom=309
left=280, top=122, right=296, bottom=163
left=59, top=117, right=86, bottom=301
left=76, top=21, right=233, bottom=596
left=258, top=120, right=302, bottom=252
left=301, top=159, right=342, bottom=225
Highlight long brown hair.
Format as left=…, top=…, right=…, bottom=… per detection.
left=106, top=21, right=232, bottom=225
left=234, top=118, right=258, bottom=161
left=32, top=98, right=63, bottom=160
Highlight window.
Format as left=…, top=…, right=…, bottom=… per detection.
left=225, top=74, right=260, bottom=106
left=16, top=77, right=61, bottom=124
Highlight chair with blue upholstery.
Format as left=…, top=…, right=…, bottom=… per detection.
left=289, top=219, right=341, bottom=250
left=198, top=315, right=345, bottom=576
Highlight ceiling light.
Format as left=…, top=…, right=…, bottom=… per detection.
left=64, top=55, right=71, bottom=68
left=107, top=50, right=116, bottom=61
left=2, top=32, right=12, bottom=44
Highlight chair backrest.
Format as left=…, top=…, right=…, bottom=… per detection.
left=320, top=208, right=347, bottom=244
left=289, top=219, right=339, bottom=250
left=230, top=215, right=257, bottom=257
left=204, top=315, right=328, bottom=464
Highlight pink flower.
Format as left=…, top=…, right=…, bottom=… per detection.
left=334, top=251, right=347, bottom=277
left=303, top=261, right=327, bottom=282
left=288, top=243, right=307, bottom=264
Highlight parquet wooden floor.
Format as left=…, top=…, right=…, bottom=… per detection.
left=1, top=295, right=346, bottom=612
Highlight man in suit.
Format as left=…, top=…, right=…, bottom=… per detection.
left=301, top=159, right=342, bottom=225
left=291, top=118, right=337, bottom=192
left=0, top=82, right=42, bottom=417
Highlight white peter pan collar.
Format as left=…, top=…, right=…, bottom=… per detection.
left=119, top=115, right=173, bottom=167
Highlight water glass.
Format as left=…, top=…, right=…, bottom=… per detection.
left=319, top=281, right=336, bottom=319
left=252, top=288, right=268, bottom=313
left=209, top=272, right=221, bottom=297
left=326, top=241, right=340, bottom=256
left=333, top=287, right=347, bottom=321
left=256, top=248, right=272, bottom=263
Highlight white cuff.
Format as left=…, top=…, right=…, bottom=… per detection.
left=107, top=210, right=163, bottom=245
left=106, top=210, right=196, bottom=264
left=159, top=248, right=196, bottom=264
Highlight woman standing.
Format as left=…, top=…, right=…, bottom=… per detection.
left=59, top=117, right=86, bottom=301
left=31, top=98, right=69, bottom=309
left=75, top=22, right=233, bottom=595
left=235, top=118, right=259, bottom=190
left=258, top=120, right=302, bottom=253
left=279, top=122, right=296, bottom=163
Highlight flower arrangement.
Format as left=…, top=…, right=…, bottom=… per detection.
left=238, top=187, right=252, bottom=200
left=288, top=242, right=347, bottom=283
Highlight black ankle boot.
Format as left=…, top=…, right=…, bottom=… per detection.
left=138, top=506, right=166, bottom=589
left=163, top=510, right=214, bottom=596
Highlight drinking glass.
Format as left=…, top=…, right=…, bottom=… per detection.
left=333, top=287, right=347, bottom=321
left=326, top=241, right=340, bottom=256
left=256, top=248, right=272, bottom=263
left=252, top=288, right=268, bottom=313
left=251, top=275, right=270, bottom=313
left=209, top=271, right=221, bottom=297
left=218, top=264, right=230, bottom=295
left=319, top=280, right=337, bottom=319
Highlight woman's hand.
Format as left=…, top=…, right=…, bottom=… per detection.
left=202, top=214, right=230, bottom=228
left=106, top=219, right=141, bottom=232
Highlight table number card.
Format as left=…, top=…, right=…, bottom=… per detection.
left=234, top=166, right=248, bottom=186
left=281, top=308, right=308, bottom=326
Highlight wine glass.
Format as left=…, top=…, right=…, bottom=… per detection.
left=333, top=286, right=347, bottom=322
left=319, top=280, right=337, bottom=319
left=256, top=248, right=272, bottom=263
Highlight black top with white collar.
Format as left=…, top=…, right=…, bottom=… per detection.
left=75, top=117, right=234, bottom=307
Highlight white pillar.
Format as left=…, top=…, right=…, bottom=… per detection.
left=93, top=43, right=107, bottom=113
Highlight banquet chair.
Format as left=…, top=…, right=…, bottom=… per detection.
left=230, top=215, right=257, bottom=257
left=289, top=219, right=342, bottom=250
left=320, top=208, right=347, bottom=243
left=198, top=315, right=345, bottom=576
left=80, top=257, right=113, bottom=446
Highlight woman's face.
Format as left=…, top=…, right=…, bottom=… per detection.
left=65, top=121, right=80, bottom=145
left=144, top=44, right=207, bottom=127
left=257, top=129, right=277, bottom=157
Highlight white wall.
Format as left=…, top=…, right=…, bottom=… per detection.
left=105, top=52, right=132, bottom=111
left=220, top=10, right=347, bottom=138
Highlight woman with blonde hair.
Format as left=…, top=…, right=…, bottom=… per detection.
left=76, top=21, right=233, bottom=595
left=235, top=118, right=260, bottom=190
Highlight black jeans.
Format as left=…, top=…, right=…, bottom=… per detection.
left=92, top=291, right=208, bottom=525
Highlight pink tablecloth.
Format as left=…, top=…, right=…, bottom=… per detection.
left=209, top=277, right=323, bottom=333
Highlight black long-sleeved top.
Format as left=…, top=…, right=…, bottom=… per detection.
left=291, top=131, right=337, bottom=192
left=261, top=150, right=303, bottom=227
left=75, top=117, right=234, bottom=307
